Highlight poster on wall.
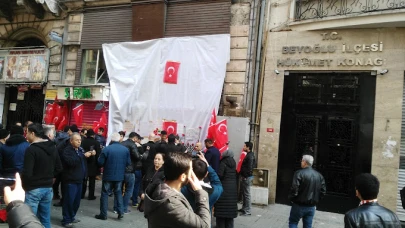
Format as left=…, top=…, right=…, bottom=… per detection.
left=0, top=49, right=49, bottom=83
left=6, top=56, right=17, bottom=80
left=30, top=56, right=46, bottom=81
left=17, top=56, right=31, bottom=80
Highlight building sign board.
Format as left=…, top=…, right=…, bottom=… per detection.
left=0, top=49, right=49, bottom=83
left=277, top=32, right=386, bottom=67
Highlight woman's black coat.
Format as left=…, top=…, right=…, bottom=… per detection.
left=214, top=150, right=238, bottom=218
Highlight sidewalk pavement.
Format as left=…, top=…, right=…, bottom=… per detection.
left=49, top=181, right=345, bottom=228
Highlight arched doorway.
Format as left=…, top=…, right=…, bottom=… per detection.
left=3, top=28, right=47, bottom=129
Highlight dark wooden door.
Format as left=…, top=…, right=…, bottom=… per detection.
left=276, top=72, right=376, bottom=213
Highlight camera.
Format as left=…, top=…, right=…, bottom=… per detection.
left=274, top=69, right=280, bottom=75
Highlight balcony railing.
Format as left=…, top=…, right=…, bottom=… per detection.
left=295, top=0, right=405, bottom=21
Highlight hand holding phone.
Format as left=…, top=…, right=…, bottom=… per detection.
left=188, top=170, right=202, bottom=191
left=4, top=173, right=24, bottom=205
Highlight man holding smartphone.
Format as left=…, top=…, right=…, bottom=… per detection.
left=81, top=129, right=101, bottom=200
left=144, top=152, right=211, bottom=228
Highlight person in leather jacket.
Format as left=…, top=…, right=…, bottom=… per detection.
left=288, top=154, right=326, bottom=228
left=344, top=173, right=401, bottom=228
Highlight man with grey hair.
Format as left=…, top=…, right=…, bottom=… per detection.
left=43, top=126, right=55, bottom=141
left=288, top=154, right=326, bottom=228
left=60, top=133, right=94, bottom=227
left=95, top=132, right=131, bottom=220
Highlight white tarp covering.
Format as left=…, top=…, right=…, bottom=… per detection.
left=103, top=34, right=230, bottom=143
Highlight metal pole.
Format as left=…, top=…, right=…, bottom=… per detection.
left=249, top=0, right=266, bottom=142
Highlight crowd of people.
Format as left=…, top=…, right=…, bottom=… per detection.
left=0, top=122, right=256, bottom=228
left=0, top=121, right=400, bottom=228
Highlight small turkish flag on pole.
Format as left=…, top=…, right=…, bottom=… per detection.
left=237, top=150, right=247, bottom=173
left=213, top=119, right=228, bottom=149
left=163, top=121, right=178, bottom=135
left=163, top=61, right=180, bottom=84
left=207, top=109, right=217, bottom=139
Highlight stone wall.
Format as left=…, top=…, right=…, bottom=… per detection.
left=223, top=3, right=251, bottom=117
left=63, top=13, right=83, bottom=85
left=259, top=28, right=404, bottom=211
left=0, top=12, right=65, bottom=86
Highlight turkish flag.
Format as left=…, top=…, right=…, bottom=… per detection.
left=213, top=119, right=228, bottom=149
left=94, top=113, right=108, bottom=137
left=44, top=102, right=55, bottom=124
left=207, top=109, right=217, bottom=139
left=162, top=121, right=177, bottom=135
left=72, top=103, right=84, bottom=127
left=163, top=61, right=180, bottom=84
left=237, top=150, right=247, bottom=173
left=57, top=102, right=68, bottom=131
left=52, top=104, right=62, bottom=129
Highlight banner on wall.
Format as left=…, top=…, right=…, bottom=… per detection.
left=1, top=49, right=49, bottom=82
left=103, top=34, right=230, bottom=143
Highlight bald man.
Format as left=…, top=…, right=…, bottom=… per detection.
left=195, top=142, right=203, bottom=153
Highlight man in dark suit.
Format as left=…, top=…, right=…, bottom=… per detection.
left=204, top=138, right=220, bottom=172
left=80, top=129, right=101, bottom=200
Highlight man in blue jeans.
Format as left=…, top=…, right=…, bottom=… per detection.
left=22, top=123, right=63, bottom=228
left=239, top=141, right=255, bottom=216
left=114, top=173, right=135, bottom=214
left=95, top=133, right=131, bottom=220
left=288, top=154, right=326, bottom=228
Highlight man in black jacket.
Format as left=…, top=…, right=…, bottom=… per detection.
left=22, top=123, right=63, bottom=228
left=142, top=133, right=157, bottom=172
left=61, top=133, right=94, bottom=227
left=204, top=139, right=220, bottom=172
left=239, top=141, right=255, bottom=216
left=131, top=133, right=144, bottom=207
left=156, top=130, right=168, bottom=154
left=119, top=132, right=140, bottom=213
left=54, top=125, right=77, bottom=204
left=344, top=173, right=400, bottom=228
left=81, top=129, right=101, bottom=200
left=288, top=154, right=326, bottom=228
left=165, top=134, right=180, bottom=154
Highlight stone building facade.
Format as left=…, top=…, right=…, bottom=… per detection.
left=257, top=0, right=405, bottom=216
left=0, top=0, right=257, bottom=129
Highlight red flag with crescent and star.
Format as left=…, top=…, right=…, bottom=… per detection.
left=237, top=150, right=247, bottom=173
left=207, top=109, right=217, bottom=140
left=162, top=121, right=178, bottom=135
left=163, top=61, right=180, bottom=84
left=72, top=103, right=84, bottom=127
left=93, top=113, right=108, bottom=137
left=57, top=102, right=68, bottom=131
left=213, top=119, right=228, bottom=151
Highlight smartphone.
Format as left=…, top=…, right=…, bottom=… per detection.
left=0, top=177, right=16, bottom=196
left=90, top=145, right=94, bottom=151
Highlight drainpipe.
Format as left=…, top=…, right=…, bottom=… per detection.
left=243, top=0, right=258, bottom=116
left=249, top=0, right=266, bottom=144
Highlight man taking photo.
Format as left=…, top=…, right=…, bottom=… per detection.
left=144, top=152, right=211, bottom=228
